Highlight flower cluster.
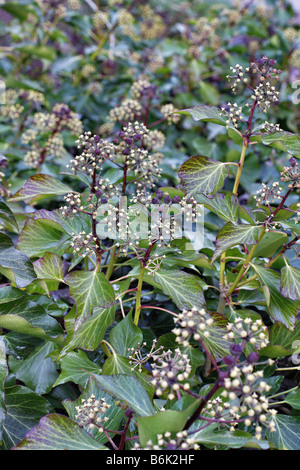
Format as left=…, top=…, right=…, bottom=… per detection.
left=220, top=363, right=277, bottom=440
left=60, top=193, right=82, bottom=218
left=151, top=348, right=192, bottom=400
left=134, top=431, right=200, bottom=450
left=221, top=102, right=243, bottom=129
left=172, top=307, right=214, bottom=347
left=223, top=316, right=269, bottom=349
left=70, top=231, right=96, bottom=258
left=75, top=395, right=111, bottom=433
left=20, top=103, right=82, bottom=168
left=128, top=339, right=164, bottom=373
left=160, top=104, right=180, bottom=125
left=253, top=182, right=283, bottom=206
left=280, top=158, right=300, bottom=189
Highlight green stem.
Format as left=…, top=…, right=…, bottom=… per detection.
left=232, top=138, right=248, bottom=196
left=227, top=227, right=266, bottom=296
left=134, top=265, right=145, bottom=326
left=106, top=246, right=117, bottom=280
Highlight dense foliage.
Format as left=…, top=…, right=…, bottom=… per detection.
left=0, top=0, right=300, bottom=451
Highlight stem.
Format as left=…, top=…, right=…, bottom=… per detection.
left=232, top=138, right=248, bottom=196
left=106, top=246, right=117, bottom=280
left=227, top=226, right=266, bottom=296
left=217, top=251, right=227, bottom=313
left=134, top=265, right=145, bottom=326
left=183, top=381, right=221, bottom=430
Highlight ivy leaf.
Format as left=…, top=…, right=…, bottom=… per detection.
left=175, top=105, right=242, bottom=143
left=13, top=414, right=107, bottom=450
left=8, top=174, right=72, bottom=205
left=9, top=342, right=59, bottom=395
left=17, top=218, right=70, bottom=258
left=63, top=377, right=124, bottom=446
left=213, top=223, right=262, bottom=262
left=254, top=131, right=300, bottom=156
left=33, top=252, right=65, bottom=282
left=58, top=305, right=115, bottom=358
left=0, top=197, right=18, bottom=232
left=252, top=265, right=300, bottom=329
left=90, top=373, right=156, bottom=417
left=285, top=389, right=300, bottom=410
left=154, top=268, right=206, bottom=310
left=190, top=424, right=269, bottom=449
left=0, top=290, right=63, bottom=342
left=178, top=155, right=230, bottom=196
left=2, top=385, right=53, bottom=450
left=195, top=192, right=240, bottom=223
left=0, top=232, right=36, bottom=288
left=64, top=271, right=115, bottom=330
left=266, top=415, right=300, bottom=450
left=109, top=311, right=143, bottom=357
left=249, top=230, right=288, bottom=259
left=280, top=263, right=300, bottom=301
left=54, top=350, right=101, bottom=389
left=137, top=400, right=201, bottom=448
left=260, top=320, right=300, bottom=358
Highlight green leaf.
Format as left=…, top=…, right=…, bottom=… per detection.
left=8, top=174, right=72, bottom=205
left=17, top=45, right=57, bottom=61
left=266, top=415, right=300, bottom=450
left=280, top=264, right=300, bottom=301
left=16, top=218, right=70, bottom=258
left=195, top=192, right=240, bottom=223
left=110, top=311, right=143, bottom=357
left=2, top=385, right=52, bottom=450
left=1, top=2, right=31, bottom=21
left=0, top=197, right=18, bottom=232
left=154, top=268, right=206, bottom=310
left=260, top=320, right=300, bottom=358
left=0, top=232, right=36, bottom=288
left=90, top=373, right=156, bottom=417
left=199, top=81, right=220, bottom=105
left=179, top=155, right=230, bottom=196
left=9, top=342, right=59, bottom=395
left=64, top=271, right=115, bottom=330
left=59, top=305, right=115, bottom=357
left=252, top=265, right=300, bottom=329
left=13, top=414, right=107, bottom=450
left=54, top=350, right=101, bottom=389
left=213, top=223, right=262, bottom=262
left=175, top=105, right=242, bottom=143
left=190, top=424, right=269, bottom=449
left=255, top=131, right=300, bottom=156
left=285, top=389, right=300, bottom=410
left=0, top=291, right=63, bottom=342
left=63, top=377, right=124, bottom=446
left=33, top=252, right=65, bottom=282
left=102, top=354, right=154, bottom=398
left=137, top=399, right=201, bottom=448
left=249, top=230, right=288, bottom=259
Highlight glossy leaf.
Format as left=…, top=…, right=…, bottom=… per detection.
left=13, top=413, right=107, bottom=450
left=91, top=373, right=156, bottom=417
left=252, top=265, right=300, bottom=329
left=179, top=155, right=230, bottom=196
left=213, top=223, right=262, bottom=262
left=280, top=263, right=300, bottom=301
left=0, top=232, right=36, bottom=288
left=64, top=271, right=115, bottom=330
left=154, top=268, right=206, bottom=310
left=9, top=174, right=72, bottom=205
